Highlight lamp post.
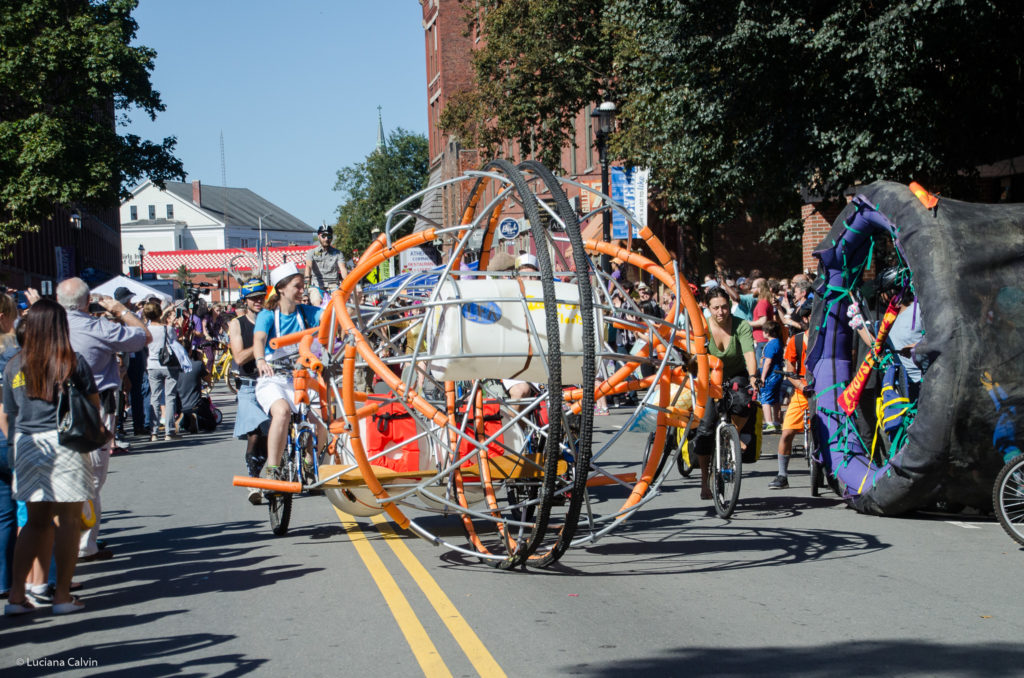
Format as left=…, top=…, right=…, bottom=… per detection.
left=591, top=101, right=617, bottom=274
left=137, top=243, right=146, bottom=280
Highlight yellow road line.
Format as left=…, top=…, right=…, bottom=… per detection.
left=334, top=508, right=452, bottom=678
left=371, top=514, right=508, bottom=678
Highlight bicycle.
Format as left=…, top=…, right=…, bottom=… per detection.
left=993, top=453, right=1024, bottom=547
left=263, top=362, right=324, bottom=536
left=706, top=394, right=743, bottom=518
left=201, top=341, right=236, bottom=393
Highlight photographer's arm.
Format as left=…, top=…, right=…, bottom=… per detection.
left=98, top=297, right=152, bottom=343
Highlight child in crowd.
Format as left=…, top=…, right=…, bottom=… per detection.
left=758, top=321, right=783, bottom=433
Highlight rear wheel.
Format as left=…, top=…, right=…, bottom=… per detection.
left=225, top=370, right=238, bottom=394
left=994, top=454, right=1024, bottom=547
left=712, top=424, right=742, bottom=519
left=677, top=429, right=695, bottom=478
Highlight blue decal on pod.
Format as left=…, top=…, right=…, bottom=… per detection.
left=461, top=301, right=502, bottom=324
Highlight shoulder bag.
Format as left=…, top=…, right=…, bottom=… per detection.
left=56, top=361, right=112, bottom=454
left=158, top=325, right=181, bottom=369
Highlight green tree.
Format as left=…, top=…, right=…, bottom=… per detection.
left=0, top=0, right=184, bottom=248
left=442, top=0, right=1024, bottom=272
left=333, top=128, right=429, bottom=256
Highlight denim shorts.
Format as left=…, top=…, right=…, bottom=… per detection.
left=234, top=383, right=270, bottom=439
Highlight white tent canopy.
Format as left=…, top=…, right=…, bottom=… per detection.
left=91, top=275, right=172, bottom=305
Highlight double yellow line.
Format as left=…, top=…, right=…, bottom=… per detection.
left=334, top=508, right=506, bottom=678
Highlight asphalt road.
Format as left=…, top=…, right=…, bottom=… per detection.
left=3, top=387, right=1024, bottom=677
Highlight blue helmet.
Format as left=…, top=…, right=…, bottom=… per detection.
left=240, top=278, right=267, bottom=299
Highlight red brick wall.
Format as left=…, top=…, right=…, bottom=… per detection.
left=801, top=201, right=845, bottom=274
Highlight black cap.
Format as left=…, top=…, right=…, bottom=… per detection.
left=113, top=286, right=134, bottom=304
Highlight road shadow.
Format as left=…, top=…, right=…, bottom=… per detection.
left=6, top=632, right=265, bottom=678
left=69, top=520, right=324, bottom=610
left=563, top=640, right=1024, bottom=677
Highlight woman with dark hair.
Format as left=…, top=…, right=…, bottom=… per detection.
left=691, top=287, right=759, bottom=499
left=1, top=299, right=100, bottom=615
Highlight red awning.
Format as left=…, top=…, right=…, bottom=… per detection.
left=141, top=246, right=314, bottom=275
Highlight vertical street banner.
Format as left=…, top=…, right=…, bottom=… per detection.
left=55, top=246, right=74, bottom=281
left=610, top=167, right=649, bottom=239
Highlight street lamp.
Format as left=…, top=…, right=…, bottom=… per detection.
left=137, top=243, right=146, bottom=280
left=591, top=100, right=617, bottom=274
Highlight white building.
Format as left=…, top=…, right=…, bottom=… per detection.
left=120, top=180, right=315, bottom=272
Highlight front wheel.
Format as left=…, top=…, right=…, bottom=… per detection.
left=268, top=462, right=297, bottom=536
left=712, top=424, right=742, bottom=519
left=993, top=454, right=1024, bottom=547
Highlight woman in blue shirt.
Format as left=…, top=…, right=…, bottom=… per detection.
left=252, top=263, right=324, bottom=480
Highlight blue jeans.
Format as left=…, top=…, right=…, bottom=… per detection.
left=0, top=439, right=15, bottom=594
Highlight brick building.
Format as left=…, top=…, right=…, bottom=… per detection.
left=422, top=1, right=1022, bottom=281
left=0, top=205, right=122, bottom=292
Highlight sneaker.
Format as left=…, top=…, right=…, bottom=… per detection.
left=762, top=423, right=780, bottom=434
left=150, top=433, right=158, bottom=442
left=768, top=475, right=789, bottom=490
left=247, top=487, right=263, bottom=506
left=26, top=585, right=52, bottom=606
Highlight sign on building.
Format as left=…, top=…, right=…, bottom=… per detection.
left=610, top=167, right=649, bottom=239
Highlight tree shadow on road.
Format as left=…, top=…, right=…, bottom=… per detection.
left=563, top=640, right=1024, bottom=677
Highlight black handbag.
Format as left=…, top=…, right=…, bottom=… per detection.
left=56, top=364, right=111, bottom=454
left=158, top=326, right=180, bottom=369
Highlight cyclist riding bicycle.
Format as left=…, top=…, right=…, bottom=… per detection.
left=253, top=262, right=327, bottom=482
left=691, top=286, right=759, bottom=499
left=304, top=224, right=349, bottom=307
left=229, top=277, right=271, bottom=504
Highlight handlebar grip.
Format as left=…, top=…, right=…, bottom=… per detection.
left=268, top=326, right=318, bottom=350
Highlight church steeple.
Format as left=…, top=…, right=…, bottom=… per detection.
left=376, top=105, right=385, bottom=153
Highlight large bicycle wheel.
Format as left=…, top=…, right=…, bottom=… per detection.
left=809, top=419, right=823, bottom=497
left=712, top=424, right=742, bottom=519
left=268, top=459, right=297, bottom=536
left=994, top=454, right=1024, bottom=547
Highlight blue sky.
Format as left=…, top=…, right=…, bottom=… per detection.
left=127, top=1, right=428, bottom=229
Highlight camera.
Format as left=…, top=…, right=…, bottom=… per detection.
left=182, top=281, right=212, bottom=309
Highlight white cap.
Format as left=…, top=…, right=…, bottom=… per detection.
left=269, top=261, right=300, bottom=288
left=516, top=253, right=539, bottom=271
left=701, top=279, right=719, bottom=289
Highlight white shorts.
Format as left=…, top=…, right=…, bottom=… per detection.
left=255, top=373, right=320, bottom=414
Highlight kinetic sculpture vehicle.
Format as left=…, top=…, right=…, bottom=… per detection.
left=235, top=160, right=717, bottom=568
left=804, top=181, right=1024, bottom=518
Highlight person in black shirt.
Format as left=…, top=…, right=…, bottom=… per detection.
left=229, top=279, right=270, bottom=505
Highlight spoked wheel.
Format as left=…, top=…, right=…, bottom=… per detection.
left=268, top=460, right=297, bottom=536
left=993, top=454, right=1024, bottom=547
left=225, top=370, right=238, bottom=394
left=712, top=424, right=742, bottom=519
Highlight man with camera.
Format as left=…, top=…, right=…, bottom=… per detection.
left=57, top=277, right=151, bottom=561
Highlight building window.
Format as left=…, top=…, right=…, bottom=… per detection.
left=166, top=204, right=174, bottom=219
left=130, top=206, right=137, bottom=221
left=148, top=205, right=156, bottom=220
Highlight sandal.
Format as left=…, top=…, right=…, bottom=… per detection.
left=52, top=596, right=85, bottom=615
left=4, top=599, right=37, bottom=616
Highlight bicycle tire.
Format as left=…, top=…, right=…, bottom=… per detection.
left=225, top=370, right=238, bottom=394
left=712, top=424, right=742, bottom=519
left=993, top=454, right=1024, bottom=547
left=268, top=485, right=293, bottom=536
left=212, top=406, right=223, bottom=426
left=516, top=160, right=595, bottom=569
